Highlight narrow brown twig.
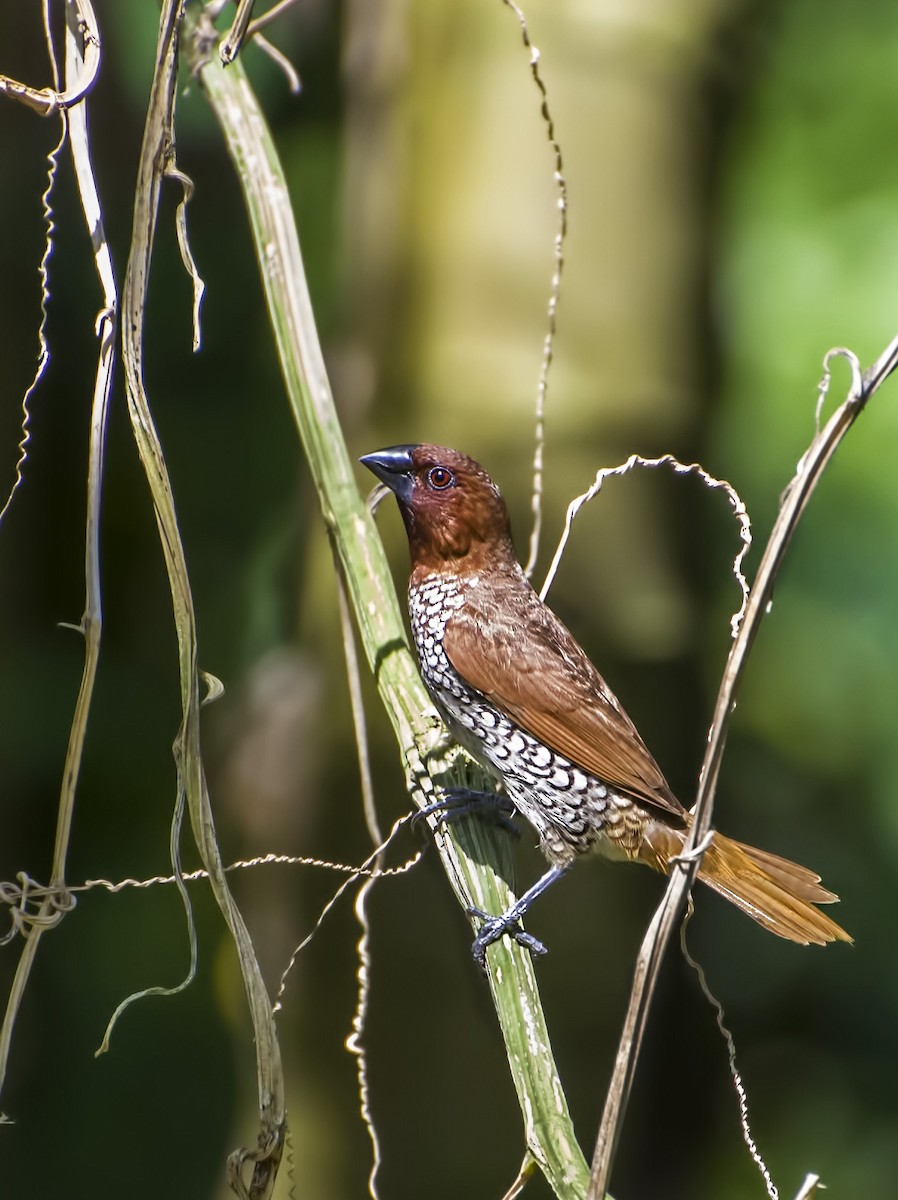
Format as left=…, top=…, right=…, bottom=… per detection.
left=587, top=341, right=897, bottom=1198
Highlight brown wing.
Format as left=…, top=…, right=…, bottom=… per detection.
left=443, top=579, right=685, bottom=820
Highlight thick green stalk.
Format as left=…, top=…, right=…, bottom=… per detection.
left=189, top=15, right=593, bottom=1198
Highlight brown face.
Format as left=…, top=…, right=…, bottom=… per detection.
left=360, top=443, right=514, bottom=572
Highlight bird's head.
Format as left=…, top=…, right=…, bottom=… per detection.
left=360, top=444, right=516, bottom=574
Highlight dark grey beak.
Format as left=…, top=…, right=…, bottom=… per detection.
left=359, top=445, right=418, bottom=503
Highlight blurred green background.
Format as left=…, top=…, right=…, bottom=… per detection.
left=1, top=1, right=897, bottom=1197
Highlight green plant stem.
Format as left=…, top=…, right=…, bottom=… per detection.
left=189, top=15, right=594, bottom=1197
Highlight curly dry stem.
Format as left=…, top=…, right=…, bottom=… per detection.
left=501, top=0, right=569, bottom=580
left=0, top=0, right=100, bottom=115
left=0, top=0, right=115, bottom=1118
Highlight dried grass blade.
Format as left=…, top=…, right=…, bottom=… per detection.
left=587, top=345, right=891, bottom=1199
left=118, top=4, right=284, bottom=1196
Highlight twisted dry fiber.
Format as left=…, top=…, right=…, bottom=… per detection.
left=0, top=830, right=422, bottom=947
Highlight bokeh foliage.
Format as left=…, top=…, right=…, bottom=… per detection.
left=1, top=1, right=896, bottom=1198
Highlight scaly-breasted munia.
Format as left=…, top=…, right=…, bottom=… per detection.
left=362, top=443, right=851, bottom=967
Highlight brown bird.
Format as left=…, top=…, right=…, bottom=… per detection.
left=361, top=443, right=851, bottom=967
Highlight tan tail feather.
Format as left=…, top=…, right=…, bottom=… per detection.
left=698, top=832, right=852, bottom=945
left=641, top=825, right=852, bottom=946
left=731, top=839, right=839, bottom=904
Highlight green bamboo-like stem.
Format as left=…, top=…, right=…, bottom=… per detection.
left=189, top=14, right=594, bottom=1197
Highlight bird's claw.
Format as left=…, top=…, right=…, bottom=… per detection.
left=414, top=788, right=519, bottom=838
left=466, top=905, right=548, bottom=971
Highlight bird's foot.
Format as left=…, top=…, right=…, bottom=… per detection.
left=415, top=788, right=519, bottom=838
left=466, top=905, right=548, bottom=971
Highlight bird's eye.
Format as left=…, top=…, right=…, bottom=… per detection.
left=427, top=466, right=455, bottom=490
